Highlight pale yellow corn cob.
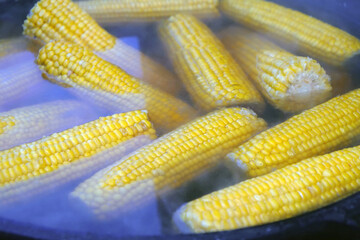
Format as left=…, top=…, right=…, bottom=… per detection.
left=175, top=145, right=360, bottom=233
left=0, top=52, right=43, bottom=106
left=77, top=0, right=219, bottom=24
left=159, top=14, right=264, bottom=112
left=70, top=107, right=267, bottom=219
left=0, top=110, right=156, bottom=204
left=220, top=27, right=332, bottom=113
left=23, top=0, right=180, bottom=95
left=36, top=41, right=197, bottom=132
left=0, top=100, right=97, bottom=151
left=220, top=0, right=360, bottom=66
left=227, top=89, right=360, bottom=177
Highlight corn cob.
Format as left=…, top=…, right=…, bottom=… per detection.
left=0, top=110, right=156, bottom=205
left=77, top=0, right=219, bottom=24
left=220, top=0, right=360, bottom=66
left=227, top=89, right=360, bottom=177
left=0, top=100, right=97, bottom=151
left=70, top=107, right=267, bottom=219
left=36, top=41, right=197, bottom=132
left=159, top=14, right=263, bottom=112
left=23, top=0, right=180, bottom=95
left=175, top=145, right=360, bottom=233
left=0, top=52, right=44, bottom=107
left=220, top=27, right=332, bottom=113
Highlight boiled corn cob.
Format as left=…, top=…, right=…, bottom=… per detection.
left=175, top=145, right=360, bottom=233
left=220, top=0, right=360, bottom=66
left=0, top=110, right=156, bottom=205
left=23, top=0, right=180, bottom=95
left=77, top=0, right=219, bottom=24
left=70, top=107, right=267, bottom=219
left=159, top=14, right=263, bottom=112
left=227, top=89, right=360, bottom=177
left=0, top=100, right=97, bottom=151
left=0, top=52, right=44, bottom=107
left=36, top=41, right=197, bottom=132
left=220, top=27, right=331, bottom=113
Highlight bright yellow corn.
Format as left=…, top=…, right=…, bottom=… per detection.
left=0, top=100, right=97, bottom=151
left=36, top=41, right=197, bottom=132
left=0, top=110, right=156, bottom=205
left=227, top=89, right=360, bottom=177
left=220, top=27, right=332, bottom=113
left=0, top=52, right=44, bottom=107
left=175, top=145, right=360, bottom=233
left=159, top=14, right=264, bottom=112
left=220, top=0, right=360, bottom=66
left=77, top=0, right=219, bottom=24
left=23, top=0, right=180, bottom=95
left=70, top=107, right=266, bottom=219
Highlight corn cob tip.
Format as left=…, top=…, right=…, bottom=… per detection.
left=220, top=27, right=331, bottom=112
left=173, top=204, right=192, bottom=233
left=260, top=51, right=332, bottom=112
left=226, top=152, right=248, bottom=172
left=23, top=0, right=115, bottom=51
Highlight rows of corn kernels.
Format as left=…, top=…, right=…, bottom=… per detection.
left=0, top=0, right=360, bottom=235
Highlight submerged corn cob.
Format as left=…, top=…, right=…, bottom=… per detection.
left=175, top=145, right=360, bottom=233
left=70, top=107, right=266, bottom=219
left=77, top=0, right=219, bottom=24
left=36, top=41, right=197, bottom=132
left=0, top=100, right=97, bottom=151
left=220, top=27, right=331, bottom=113
left=227, top=89, right=360, bottom=177
left=0, top=110, right=156, bottom=204
left=220, top=0, right=360, bottom=66
left=0, top=52, right=43, bottom=107
left=23, top=0, right=180, bottom=94
left=159, top=14, right=263, bottom=112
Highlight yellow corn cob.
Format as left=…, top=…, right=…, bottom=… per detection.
left=227, top=89, right=360, bottom=177
left=159, top=14, right=263, bottom=112
left=36, top=41, right=197, bottom=132
left=0, top=100, right=97, bottom=151
left=0, top=52, right=44, bottom=107
left=23, top=0, right=180, bottom=95
left=220, top=27, right=332, bottom=113
left=175, top=145, right=360, bottom=233
left=0, top=110, right=156, bottom=205
left=220, top=0, right=360, bottom=66
left=70, top=107, right=266, bottom=219
left=77, top=0, right=219, bottom=24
